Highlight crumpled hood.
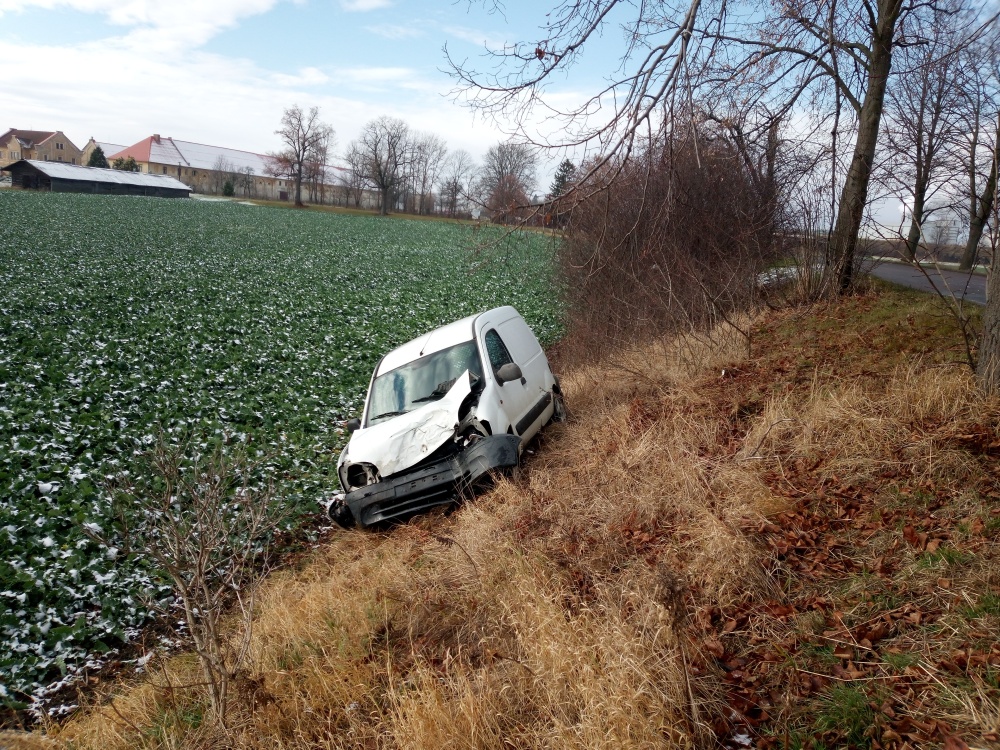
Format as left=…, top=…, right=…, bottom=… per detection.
left=344, top=371, right=473, bottom=478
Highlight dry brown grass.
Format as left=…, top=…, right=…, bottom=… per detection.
left=0, top=731, right=58, bottom=749
left=15, top=288, right=999, bottom=749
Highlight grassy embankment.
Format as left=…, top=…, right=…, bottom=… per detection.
left=6, top=285, right=999, bottom=749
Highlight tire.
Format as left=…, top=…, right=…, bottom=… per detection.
left=548, top=391, right=567, bottom=424
left=328, top=497, right=355, bottom=528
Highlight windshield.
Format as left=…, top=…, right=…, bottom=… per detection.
left=366, top=340, right=483, bottom=425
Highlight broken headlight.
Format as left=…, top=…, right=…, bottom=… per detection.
left=342, top=461, right=380, bottom=492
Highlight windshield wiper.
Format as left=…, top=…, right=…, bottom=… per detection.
left=370, top=410, right=407, bottom=421
left=412, top=373, right=480, bottom=404
left=411, top=393, right=444, bottom=404
left=412, top=378, right=457, bottom=403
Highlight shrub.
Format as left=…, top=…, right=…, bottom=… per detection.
left=558, top=111, right=784, bottom=362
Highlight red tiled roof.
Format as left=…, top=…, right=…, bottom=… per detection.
left=0, top=128, right=57, bottom=149
left=110, top=135, right=264, bottom=173
left=105, top=136, right=153, bottom=163
left=106, top=134, right=348, bottom=181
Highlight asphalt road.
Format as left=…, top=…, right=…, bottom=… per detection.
left=868, top=261, right=988, bottom=306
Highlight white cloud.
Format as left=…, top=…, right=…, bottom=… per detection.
left=338, top=66, right=415, bottom=82
left=0, top=34, right=506, bottom=164
left=365, top=24, right=423, bottom=39
left=0, top=39, right=284, bottom=148
left=339, top=0, right=391, bottom=12
left=0, top=1, right=517, bottom=167
left=444, top=25, right=508, bottom=50
left=326, top=65, right=439, bottom=94
left=0, top=0, right=280, bottom=50
left=0, top=1, right=278, bottom=31
left=269, top=66, right=331, bottom=87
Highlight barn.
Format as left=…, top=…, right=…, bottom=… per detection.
left=1, top=159, right=191, bottom=198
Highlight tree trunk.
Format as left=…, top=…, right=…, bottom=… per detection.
left=294, top=166, right=304, bottom=207
left=828, top=2, right=900, bottom=292
left=904, top=188, right=926, bottom=261
left=380, top=186, right=391, bottom=215
left=978, top=267, right=1000, bottom=391
left=959, top=116, right=1000, bottom=271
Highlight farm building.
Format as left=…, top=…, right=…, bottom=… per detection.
left=106, top=133, right=362, bottom=204
left=1, top=159, right=191, bottom=197
left=0, top=128, right=83, bottom=167
left=80, top=137, right=128, bottom=166
left=107, top=134, right=296, bottom=200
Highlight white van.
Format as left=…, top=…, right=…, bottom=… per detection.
left=331, top=306, right=564, bottom=527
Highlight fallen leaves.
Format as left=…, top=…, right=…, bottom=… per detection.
left=697, top=458, right=998, bottom=747
left=902, top=523, right=950, bottom=552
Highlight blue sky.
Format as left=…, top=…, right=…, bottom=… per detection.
left=0, top=0, right=606, bottom=187
left=0, top=0, right=911, bottom=225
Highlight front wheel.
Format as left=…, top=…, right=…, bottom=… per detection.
left=548, top=391, right=566, bottom=424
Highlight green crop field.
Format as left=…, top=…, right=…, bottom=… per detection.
left=0, top=192, right=562, bottom=710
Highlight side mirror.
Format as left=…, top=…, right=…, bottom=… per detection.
left=346, top=418, right=362, bottom=433
left=495, top=362, right=523, bottom=385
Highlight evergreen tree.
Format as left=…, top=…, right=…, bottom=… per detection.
left=87, top=146, right=109, bottom=169
left=549, top=159, right=576, bottom=198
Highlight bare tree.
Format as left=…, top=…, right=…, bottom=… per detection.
left=352, top=116, right=411, bottom=215
left=88, top=442, right=289, bottom=727
left=447, top=0, right=705, bottom=198
left=303, top=127, right=334, bottom=205
left=238, top=165, right=256, bottom=198
left=440, top=149, right=477, bottom=217
left=976, top=92, right=1000, bottom=389
left=449, top=0, right=960, bottom=291
left=211, top=155, right=240, bottom=196
left=964, top=117, right=1000, bottom=268
left=882, top=3, right=970, bottom=260
left=342, top=143, right=368, bottom=208
left=263, top=151, right=294, bottom=197
left=956, top=28, right=1000, bottom=269
left=410, top=134, right=449, bottom=214
left=713, top=0, right=927, bottom=291
left=475, top=141, right=537, bottom=220
left=269, top=105, right=335, bottom=207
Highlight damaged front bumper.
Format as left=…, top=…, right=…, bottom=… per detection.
left=345, top=433, right=520, bottom=527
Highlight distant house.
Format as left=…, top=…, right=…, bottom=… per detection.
left=106, top=134, right=301, bottom=200
left=80, top=137, right=127, bottom=166
left=0, top=128, right=84, bottom=168
left=1, top=159, right=191, bottom=198
left=922, top=216, right=962, bottom=247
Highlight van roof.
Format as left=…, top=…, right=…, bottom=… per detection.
left=375, top=306, right=518, bottom=375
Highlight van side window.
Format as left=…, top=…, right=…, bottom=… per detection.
left=484, top=329, right=514, bottom=371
